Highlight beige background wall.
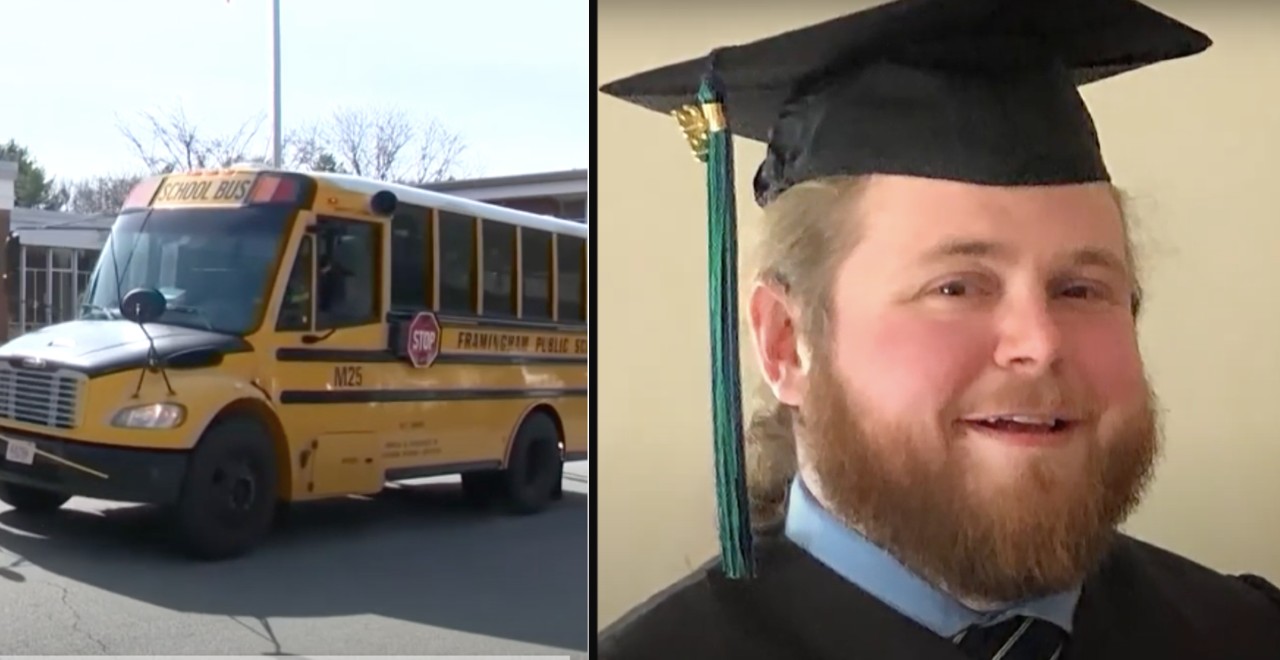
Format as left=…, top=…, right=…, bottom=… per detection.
left=597, top=0, right=1280, bottom=631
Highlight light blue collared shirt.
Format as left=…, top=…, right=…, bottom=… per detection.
left=782, top=476, right=1081, bottom=638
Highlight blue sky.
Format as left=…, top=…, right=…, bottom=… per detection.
left=1, top=0, right=587, bottom=183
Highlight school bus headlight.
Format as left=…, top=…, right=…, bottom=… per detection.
left=111, top=403, right=186, bottom=429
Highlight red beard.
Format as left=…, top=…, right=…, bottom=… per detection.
left=798, top=359, right=1161, bottom=603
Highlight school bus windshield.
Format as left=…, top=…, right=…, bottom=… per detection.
left=81, top=205, right=291, bottom=335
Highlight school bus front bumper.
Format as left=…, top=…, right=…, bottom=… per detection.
left=0, top=428, right=189, bottom=505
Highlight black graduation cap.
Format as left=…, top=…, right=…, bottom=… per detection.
left=601, top=0, right=1211, bottom=205
left=598, top=0, right=1211, bottom=580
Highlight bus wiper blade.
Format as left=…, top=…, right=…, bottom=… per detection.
left=80, top=303, right=118, bottom=320
left=163, top=304, right=217, bottom=331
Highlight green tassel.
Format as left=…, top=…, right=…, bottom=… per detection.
left=693, top=67, right=755, bottom=580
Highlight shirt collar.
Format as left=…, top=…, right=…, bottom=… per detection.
left=782, top=476, right=1081, bottom=637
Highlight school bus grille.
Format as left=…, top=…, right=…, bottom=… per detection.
left=0, top=363, right=84, bottom=430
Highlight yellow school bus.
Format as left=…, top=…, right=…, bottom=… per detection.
left=0, top=164, right=589, bottom=559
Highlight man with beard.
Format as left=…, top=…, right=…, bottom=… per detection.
left=598, top=0, right=1280, bottom=658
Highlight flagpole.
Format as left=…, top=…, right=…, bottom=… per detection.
left=270, top=0, right=283, bottom=167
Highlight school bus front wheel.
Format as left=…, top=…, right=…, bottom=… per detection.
left=171, top=414, right=279, bottom=561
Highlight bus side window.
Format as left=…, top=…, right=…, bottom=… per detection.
left=315, top=217, right=380, bottom=329
left=276, top=234, right=313, bottom=332
left=556, top=233, right=585, bottom=323
left=521, top=227, right=553, bottom=321
left=482, top=220, right=516, bottom=317
left=390, top=203, right=431, bottom=310
left=438, top=211, right=476, bottom=315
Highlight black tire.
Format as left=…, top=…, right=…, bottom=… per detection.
left=172, top=415, right=279, bottom=560
left=0, top=482, right=70, bottom=513
left=498, top=413, right=563, bottom=515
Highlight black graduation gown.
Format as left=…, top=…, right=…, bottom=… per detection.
left=598, top=532, right=1280, bottom=659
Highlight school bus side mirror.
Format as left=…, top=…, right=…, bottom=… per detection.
left=120, top=287, right=167, bottom=325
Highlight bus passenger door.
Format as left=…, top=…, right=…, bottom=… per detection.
left=273, top=215, right=387, bottom=498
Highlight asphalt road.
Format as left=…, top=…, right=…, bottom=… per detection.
left=0, top=462, right=591, bottom=657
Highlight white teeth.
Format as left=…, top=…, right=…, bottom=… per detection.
left=988, top=415, right=1057, bottom=425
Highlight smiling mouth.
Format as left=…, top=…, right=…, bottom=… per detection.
left=963, top=415, right=1077, bottom=438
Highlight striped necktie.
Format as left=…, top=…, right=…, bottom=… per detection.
left=953, top=615, right=1068, bottom=660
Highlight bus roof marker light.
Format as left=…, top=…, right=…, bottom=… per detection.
left=121, top=176, right=163, bottom=210
left=249, top=174, right=299, bottom=204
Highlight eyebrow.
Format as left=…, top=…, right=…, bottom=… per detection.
left=920, top=239, right=1129, bottom=275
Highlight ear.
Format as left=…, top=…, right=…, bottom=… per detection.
left=747, top=280, right=809, bottom=408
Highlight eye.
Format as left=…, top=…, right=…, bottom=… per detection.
left=928, top=275, right=994, bottom=299
left=1060, top=284, right=1093, bottom=298
left=1057, top=281, right=1112, bottom=301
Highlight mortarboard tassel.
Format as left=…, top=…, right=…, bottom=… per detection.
left=672, top=54, right=755, bottom=580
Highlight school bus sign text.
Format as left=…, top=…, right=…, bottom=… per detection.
left=456, top=330, right=587, bottom=356
left=151, top=174, right=255, bottom=207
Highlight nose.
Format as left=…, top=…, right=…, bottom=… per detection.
left=991, top=293, right=1063, bottom=374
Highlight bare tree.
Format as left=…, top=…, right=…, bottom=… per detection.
left=286, top=106, right=470, bottom=184
left=63, top=174, right=144, bottom=214
left=414, top=117, right=470, bottom=183
left=117, top=106, right=265, bottom=174
left=117, top=103, right=472, bottom=185
left=280, top=124, right=336, bottom=172
left=330, top=107, right=411, bottom=179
